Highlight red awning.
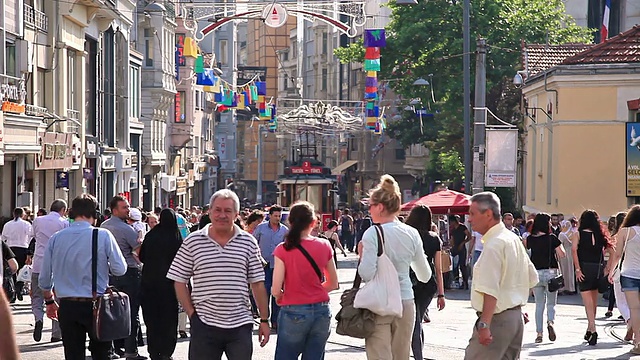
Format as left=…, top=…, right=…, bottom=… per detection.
left=401, top=189, right=471, bottom=214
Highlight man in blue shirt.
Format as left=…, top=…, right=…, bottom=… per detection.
left=39, top=194, right=127, bottom=360
left=253, top=205, right=288, bottom=330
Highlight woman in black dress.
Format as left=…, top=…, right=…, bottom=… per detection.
left=571, top=209, right=614, bottom=345
left=405, top=204, right=446, bottom=360
left=140, top=208, right=183, bottom=360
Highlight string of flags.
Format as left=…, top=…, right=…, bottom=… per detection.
left=363, top=29, right=386, bottom=134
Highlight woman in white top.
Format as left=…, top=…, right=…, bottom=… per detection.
left=608, top=206, right=640, bottom=353
left=1, top=208, right=32, bottom=302
left=357, top=175, right=432, bottom=359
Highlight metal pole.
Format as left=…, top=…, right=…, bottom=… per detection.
left=257, top=126, right=263, bottom=203
left=463, top=0, right=471, bottom=194
left=472, top=38, right=487, bottom=195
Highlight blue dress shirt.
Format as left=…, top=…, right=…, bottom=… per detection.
left=253, top=221, right=288, bottom=268
left=39, top=221, right=127, bottom=298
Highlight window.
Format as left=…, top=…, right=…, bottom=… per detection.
left=195, top=90, right=201, bottom=110
left=37, top=68, right=46, bottom=108
left=219, top=40, right=228, bottom=66
left=6, top=42, right=16, bottom=77
left=322, top=32, right=328, bottom=55
left=292, top=41, right=297, bottom=58
left=283, top=73, right=288, bottom=90
left=588, top=0, right=621, bottom=42
left=321, top=68, right=327, bottom=90
left=144, top=28, right=154, bottom=67
left=67, top=50, right=77, bottom=110
left=85, top=38, right=97, bottom=135
left=129, top=65, right=140, bottom=118
left=395, top=148, right=406, bottom=160
left=282, top=51, right=288, bottom=62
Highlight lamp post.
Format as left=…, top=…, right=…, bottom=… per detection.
left=463, top=0, right=471, bottom=194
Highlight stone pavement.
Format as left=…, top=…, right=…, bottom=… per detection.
left=9, top=254, right=640, bottom=359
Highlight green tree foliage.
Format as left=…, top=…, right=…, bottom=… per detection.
left=336, top=0, right=593, bottom=186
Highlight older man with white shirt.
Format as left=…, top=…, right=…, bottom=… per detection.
left=30, top=199, right=68, bottom=343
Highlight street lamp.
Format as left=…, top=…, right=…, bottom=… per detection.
left=412, top=78, right=429, bottom=86
left=396, top=0, right=419, bottom=5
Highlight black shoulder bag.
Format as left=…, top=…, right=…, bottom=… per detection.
left=91, top=228, right=132, bottom=341
left=547, top=235, right=564, bottom=293
left=334, top=224, right=384, bottom=338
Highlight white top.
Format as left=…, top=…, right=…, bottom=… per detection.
left=358, top=220, right=432, bottom=300
left=620, top=226, right=640, bottom=280
left=1, top=218, right=32, bottom=248
left=473, top=231, right=484, bottom=252
left=32, top=212, right=70, bottom=273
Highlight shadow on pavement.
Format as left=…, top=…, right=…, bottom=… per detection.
left=526, top=341, right=626, bottom=357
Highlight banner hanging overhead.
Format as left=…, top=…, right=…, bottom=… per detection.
left=626, top=122, right=640, bottom=196
left=485, top=129, right=518, bottom=188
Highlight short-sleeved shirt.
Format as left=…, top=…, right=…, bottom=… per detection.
left=101, top=216, right=140, bottom=268
left=254, top=222, right=288, bottom=268
left=273, top=238, right=333, bottom=306
left=527, top=234, right=562, bottom=270
left=166, top=224, right=265, bottom=328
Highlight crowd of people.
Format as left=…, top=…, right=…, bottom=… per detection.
left=1, top=173, right=640, bottom=359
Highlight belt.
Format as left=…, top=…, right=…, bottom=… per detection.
left=476, top=305, right=521, bottom=317
left=59, top=297, right=93, bottom=302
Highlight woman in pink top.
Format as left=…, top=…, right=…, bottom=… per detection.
left=271, top=201, right=339, bottom=360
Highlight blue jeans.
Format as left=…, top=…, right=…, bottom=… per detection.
left=264, top=266, right=280, bottom=325
left=532, top=269, right=558, bottom=333
left=472, top=250, right=482, bottom=268
left=275, top=302, right=331, bottom=360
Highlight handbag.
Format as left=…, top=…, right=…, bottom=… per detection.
left=91, top=229, right=132, bottom=341
left=547, top=235, right=564, bottom=293
left=353, top=225, right=403, bottom=317
left=335, top=266, right=376, bottom=338
left=441, top=249, right=453, bottom=272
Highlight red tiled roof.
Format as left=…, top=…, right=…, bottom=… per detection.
left=524, top=43, right=592, bottom=76
left=562, top=25, right=640, bottom=65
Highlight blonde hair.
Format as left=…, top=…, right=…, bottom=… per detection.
left=369, top=174, right=401, bottom=214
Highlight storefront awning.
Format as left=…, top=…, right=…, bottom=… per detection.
left=331, top=160, right=358, bottom=175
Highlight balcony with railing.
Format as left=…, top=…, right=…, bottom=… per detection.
left=164, top=0, right=176, bottom=20
left=66, top=109, right=80, bottom=135
left=23, top=3, right=48, bottom=33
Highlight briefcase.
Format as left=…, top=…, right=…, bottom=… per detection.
left=90, top=229, right=131, bottom=341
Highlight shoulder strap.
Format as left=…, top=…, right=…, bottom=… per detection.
left=295, top=244, right=322, bottom=281
left=548, top=234, right=561, bottom=275
left=92, top=228, right=98, bottom=299
left=373, top=224, right=384, bottom=257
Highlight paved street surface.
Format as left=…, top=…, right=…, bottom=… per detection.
left=10, top=255, right=640, bottom=359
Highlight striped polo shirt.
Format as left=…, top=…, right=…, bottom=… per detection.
left=167, top=224, right=266, bottom=328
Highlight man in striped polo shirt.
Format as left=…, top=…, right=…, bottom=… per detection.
left=167, top=189, right=270, bottom=360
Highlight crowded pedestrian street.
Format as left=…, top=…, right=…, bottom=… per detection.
left=5, top=253, right=640, bottom=360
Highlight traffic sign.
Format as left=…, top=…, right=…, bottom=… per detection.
left=262, top=4, right=288, bottom=28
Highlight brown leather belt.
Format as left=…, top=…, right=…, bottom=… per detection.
left=59, top=297, right=93, bottom=302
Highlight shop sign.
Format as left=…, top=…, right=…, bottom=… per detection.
left=83, top=167, right=94, bottom=180
left=627, top=122, right=640, bottom=196
left=85, top=136, right=100, bottom=159
left=208, top=166, right=217, bottom=178
left=55, top=171, right=69, bottom=188
left=485, top=129, right=517, bottom=188
left=101, top=154, right=116, bottom=171
left=35, top=132, right=73, bottom=170
left=0, top=81, right=26, bottom=114
left=176, top=177, right=187, bottom=195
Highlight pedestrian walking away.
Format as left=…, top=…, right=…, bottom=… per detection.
left=29, top=199, right=68, bottom=343
left=464, top=192, right=539, bottom=360
left=271, top=201, right=339, bottom=360
left=167, top=190, right=271, bottom=360
left=1, top=208, right=32, bottom=303
left=38, top=194, right=127, bottom=360
left=140, top=208, right=183, bottom=360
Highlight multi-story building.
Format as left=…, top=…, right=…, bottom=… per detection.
left=137, top=0, right=176, bottom=210
left=565, top=0, right=640, bottom=42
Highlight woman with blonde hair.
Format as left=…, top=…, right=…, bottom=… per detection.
left=357, top=175, right=432, bottom=359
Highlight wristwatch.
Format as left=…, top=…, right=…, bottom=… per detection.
left=45, top=299, right=56, bottom=306
left=260, top=319, right=269, bottom=324
left=476, top=321, right=489, bottom=330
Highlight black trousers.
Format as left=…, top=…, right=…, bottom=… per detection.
left=189, top=312, right=252, bottom=360
left=58, top=299, right=111, bottom=360
left=10, top=247, right=27, bottom=297
left=110, top=267, right=142, bottom=354
left=142, top=284, right=179, bottom=359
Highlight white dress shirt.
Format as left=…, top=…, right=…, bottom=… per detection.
left=2, top=218, right=32, bottom=248
left=32, top=212, right=69, bottom=273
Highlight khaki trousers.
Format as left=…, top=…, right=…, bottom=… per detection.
left=464, top=307, right=524, bottom=360
left=365, top=300, right=416, bottom=360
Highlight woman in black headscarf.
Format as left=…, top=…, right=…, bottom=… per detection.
left=140, top=208, right=183, bottom=360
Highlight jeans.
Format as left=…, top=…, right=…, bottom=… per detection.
left=472, top=250, right=482, bottom=268
left=532, top=269, right=558, bottom=333
left=189, top=312, right=252, bottom=360
left=30, top=272, right=62, bottom=338
left=452, top=252, right=469, bottom=286
left=411, top=282, right=437, bottom=360
left=58, top=299, right=111, bottom=360
left=342, top=232, right=354, bottom=252
left=275, top=302, right=331, bottom=360
left=110, top=267, right=142, bottom=354
left=264, top=266, right=280, bottom=325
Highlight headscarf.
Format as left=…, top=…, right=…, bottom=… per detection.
left=157, top=208, right=182, bottom=241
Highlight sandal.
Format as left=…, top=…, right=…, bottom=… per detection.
left=547, top=323, right=557, bottom=342
left=631, top=343, right=640, bottom=355
left=625, top=326, right=634, bottom=342
left=535, top=334, right=543, bottom=343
